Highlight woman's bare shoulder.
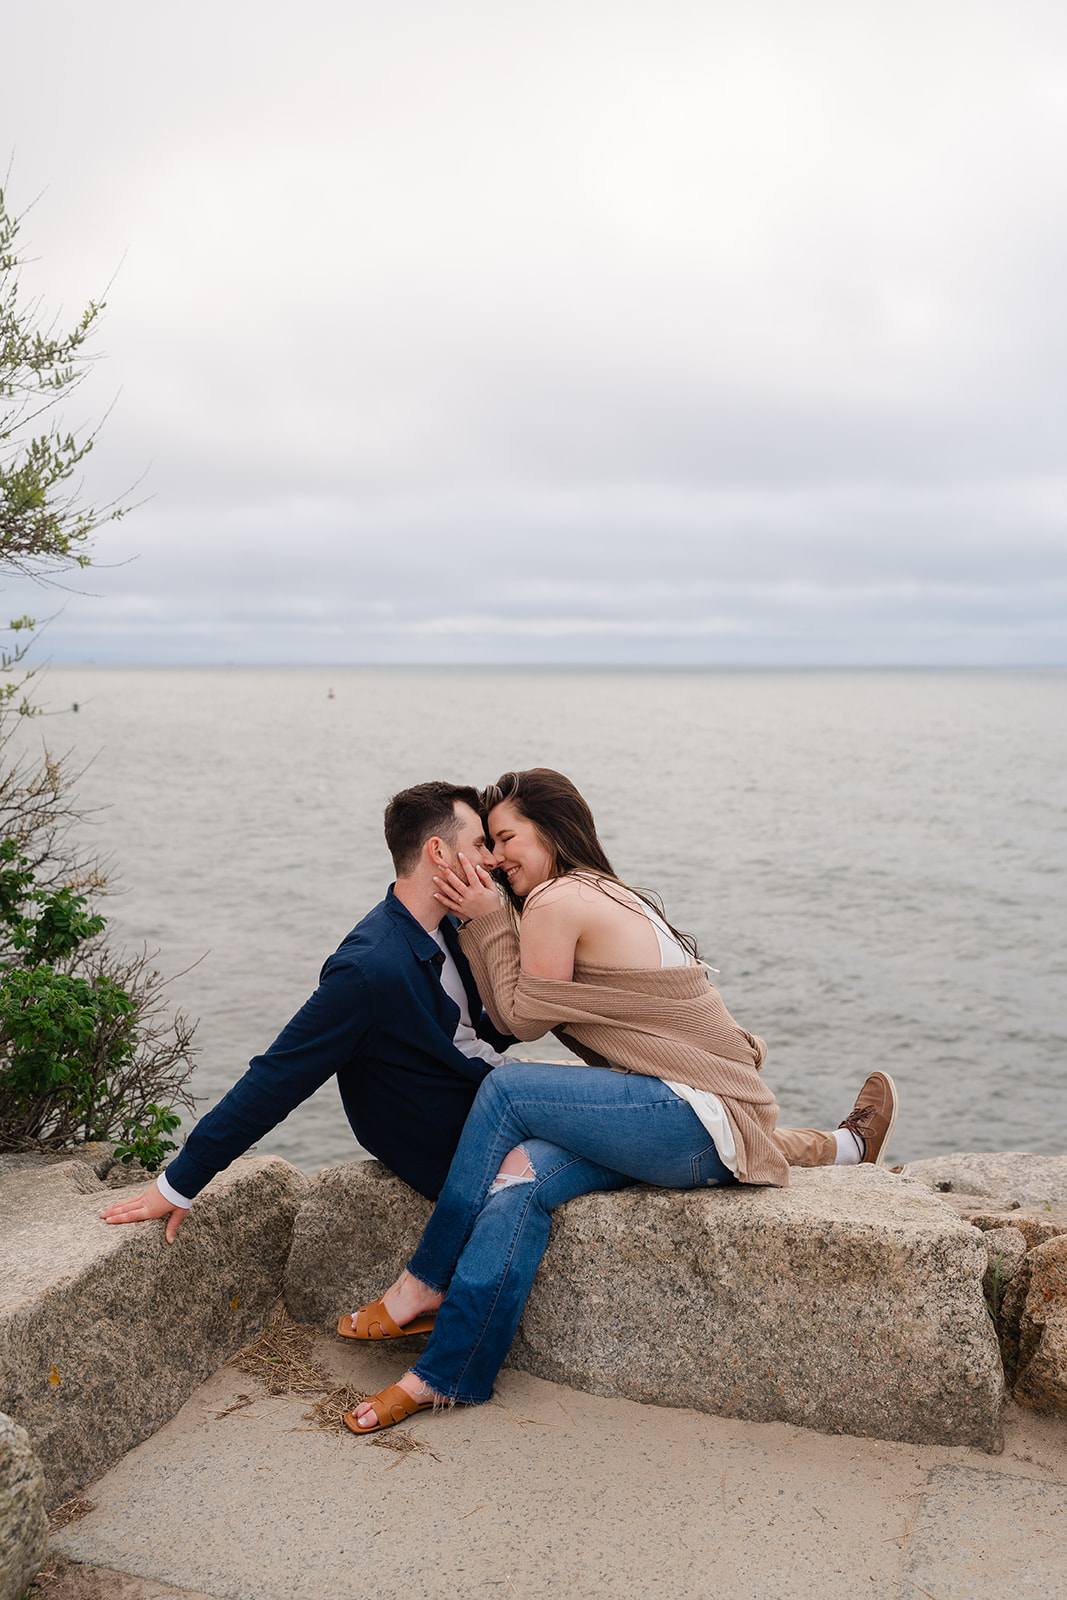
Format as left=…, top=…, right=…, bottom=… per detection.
left=522, top=874, right=586, bottom=912
left=523, top=873, right=631, bottom=919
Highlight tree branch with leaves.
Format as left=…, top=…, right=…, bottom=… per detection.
left=0, top=181, right=197, bottom=1163
left=1, top=186, right=128, bottom=576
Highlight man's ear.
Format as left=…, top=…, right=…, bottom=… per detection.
left=425, top=834, right=450, bottom=868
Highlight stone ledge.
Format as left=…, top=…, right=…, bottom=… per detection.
left=285, top=1160, right=1005, bottom=1451
left=0, top=1153, right=310, bottom=1507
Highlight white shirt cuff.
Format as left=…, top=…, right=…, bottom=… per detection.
left=156, top=1171, right=194, bottom=1208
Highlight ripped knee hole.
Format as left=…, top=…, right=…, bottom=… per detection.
left=488, top=1144, right=536, bottom=1196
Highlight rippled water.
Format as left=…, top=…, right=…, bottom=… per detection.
left=21, top=666, right=1067, bottom=1171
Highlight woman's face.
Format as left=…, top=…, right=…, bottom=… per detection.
left=487, top=800, right=555, bottom=897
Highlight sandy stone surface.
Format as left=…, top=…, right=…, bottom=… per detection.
left=900, top=1463, right=1067, bottom=1597
left=287, top=1159, right=1004, bottom=1448
left=14, top=1145, right=1067, bottom=1598
left=46, top=1331, right=1067, bottom=1600
left=284, top=1158, right=434, bottom=1329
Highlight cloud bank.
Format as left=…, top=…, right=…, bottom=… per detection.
left=3, top=0, right=1066, bottom=662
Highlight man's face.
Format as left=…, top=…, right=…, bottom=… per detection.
left=438, top=801, right=494, bottom=874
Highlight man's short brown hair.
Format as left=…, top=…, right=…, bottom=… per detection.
left=383, top=781, right=482, bottom=876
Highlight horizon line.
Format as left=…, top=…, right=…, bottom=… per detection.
left=32, top=660, right=1067, bottom=673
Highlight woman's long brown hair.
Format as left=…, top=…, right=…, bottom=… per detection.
left=480, top=768, right=699, bottom=960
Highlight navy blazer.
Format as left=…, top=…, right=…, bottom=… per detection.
left=165, top=887, right=515, bottom=1202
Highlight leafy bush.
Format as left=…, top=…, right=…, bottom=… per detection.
left=0, top=840, right=196, bottom=1168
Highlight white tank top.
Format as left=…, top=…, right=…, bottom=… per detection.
left=624, top=891, right=738, bottom=1177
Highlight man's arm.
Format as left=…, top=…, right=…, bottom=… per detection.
left=101, top=954, right=372, bottom=1238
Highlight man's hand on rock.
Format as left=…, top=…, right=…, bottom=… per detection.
left=100, top=1186, right=189, bottom=1243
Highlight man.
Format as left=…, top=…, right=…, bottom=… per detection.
left=102, top=781, right=515, bottom=1241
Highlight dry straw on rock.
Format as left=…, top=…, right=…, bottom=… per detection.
left=226, top=1300, right=335, bottom=1398
left=226, top=1301, right=370, bottom=1435
left=46, top=1497, right=95, bottom=1531
left=302, top=1384, right=371, bottom=1435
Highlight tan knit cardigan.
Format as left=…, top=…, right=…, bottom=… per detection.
left=458, top=906, right=790, bottom=1188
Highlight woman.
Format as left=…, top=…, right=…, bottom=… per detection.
left=343, top=769, right=895, bottom=1433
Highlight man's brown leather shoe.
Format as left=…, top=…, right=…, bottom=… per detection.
left=838, top=1071, right=898, bottom=1165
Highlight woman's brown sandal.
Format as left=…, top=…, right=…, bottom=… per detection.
left=337, top=1297, right=437, bottom=1340
left=343, top=1383, right=435, bottom=1434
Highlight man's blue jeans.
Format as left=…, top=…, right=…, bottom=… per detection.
left=407, top=1062, right=734, bottom=1404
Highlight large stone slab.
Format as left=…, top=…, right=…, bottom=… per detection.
left=0, top=1411, right=48, bottom=1600
left=47, top=1345, right=1007, bottom=1600
left=0, top=1153, right=310, bottom=1507
left=284, top=1160, right=1004, bottom=1449
left=907, top=1152, right=1067, bottom=1210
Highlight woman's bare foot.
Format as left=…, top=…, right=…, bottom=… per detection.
left=370, top=1269, right=443, bottom=1330
left=351, top=1369, right=442, bottom=1428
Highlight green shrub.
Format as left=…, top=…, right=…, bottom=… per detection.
left=0, top=841, right=196, bottom=1168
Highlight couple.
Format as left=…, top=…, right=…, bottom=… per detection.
left=103, top=771, right=897, bottom=1433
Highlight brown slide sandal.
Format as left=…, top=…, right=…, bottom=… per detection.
left=337, top=1297, right=437, bottom=1340
left=342, top=1383, right=435, bottom=1434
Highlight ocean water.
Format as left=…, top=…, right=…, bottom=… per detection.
left=16, top=665, right=1067, bottom=1172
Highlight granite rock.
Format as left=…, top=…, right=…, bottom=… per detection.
left=980, top=1225, right=1027, bottom=1299
left=0, top=1153, right=310, bottom=1507
left=969, top=1211, right=1067, bottom=1252
left=1010, top=1234, right=1067, bottom=1417
left=285, top=1160, right=1004, bottom=1449
left=0, top=1411, right=48, bottom=1600
left=906, top=1152, right=1067, bottom=1210
left=934, top=1192, right=1024, bottom=1219
left=0, top=1142, right=142, bottom=1189
left=284, top=1158, right=433, bottom=1327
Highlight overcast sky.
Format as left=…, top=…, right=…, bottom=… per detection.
left=4, top=0, right=1066, bottom=664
